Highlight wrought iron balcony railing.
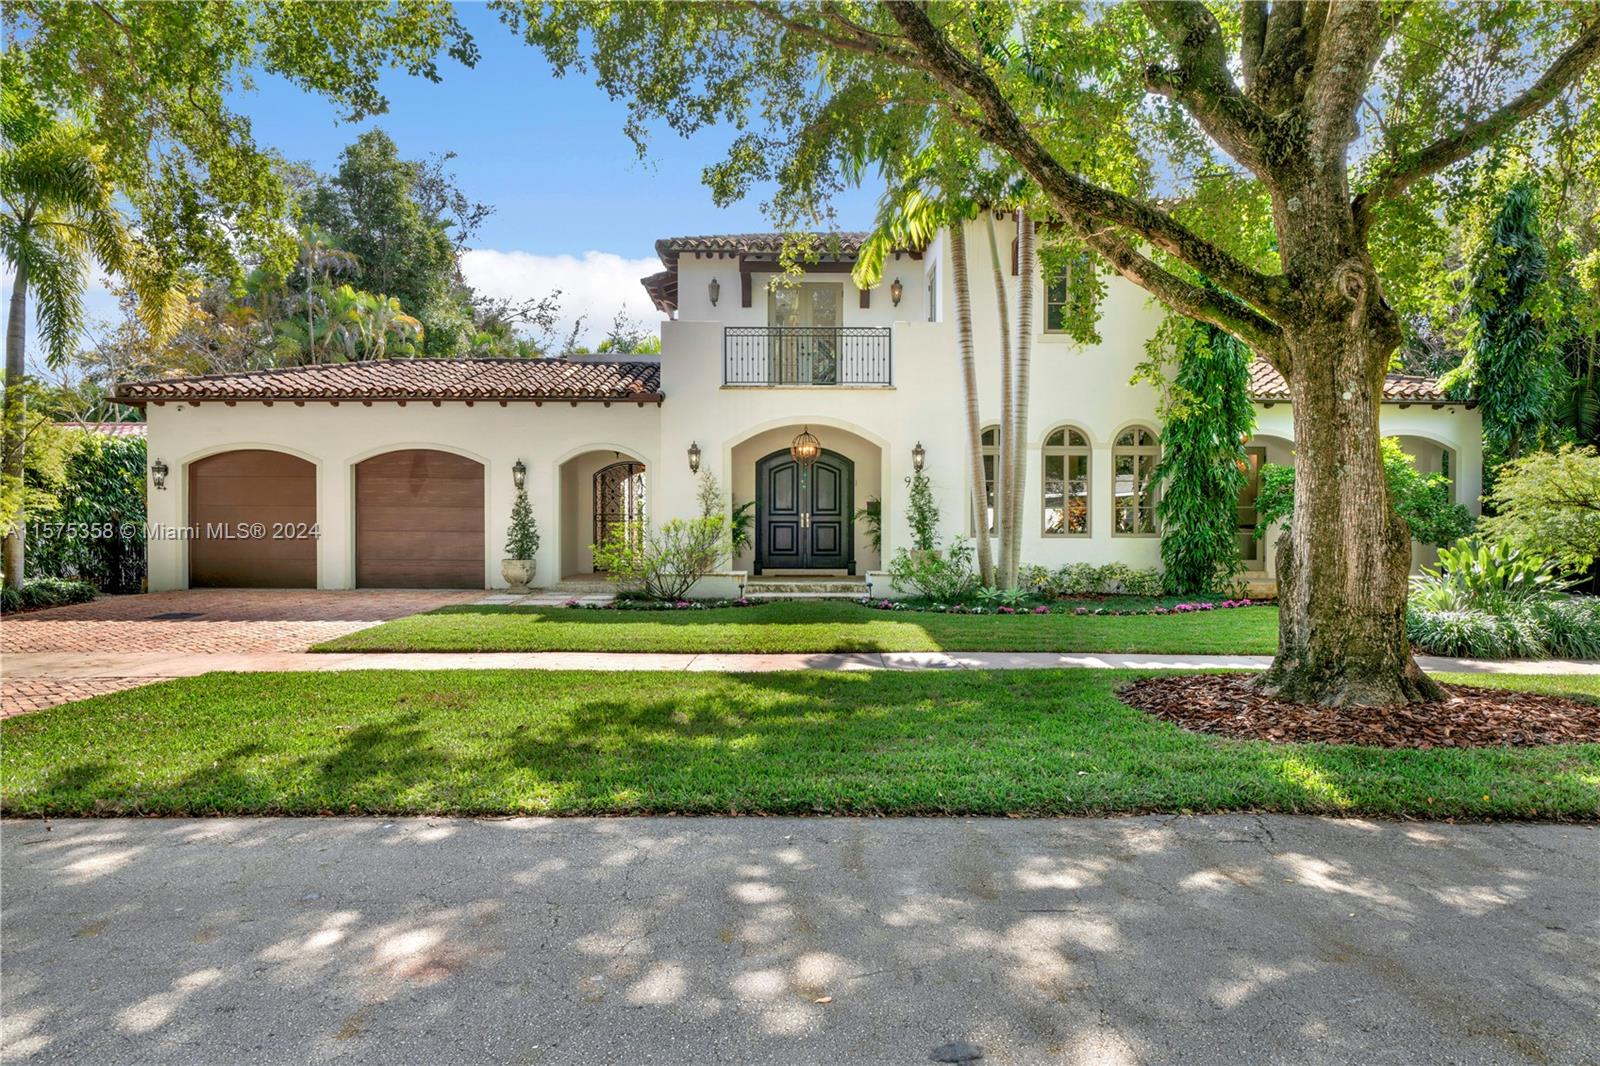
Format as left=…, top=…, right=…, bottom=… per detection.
left=723, top=326, right=893, bottom=386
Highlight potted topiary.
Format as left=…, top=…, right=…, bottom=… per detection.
left=502, top=488, right=540, bottom=590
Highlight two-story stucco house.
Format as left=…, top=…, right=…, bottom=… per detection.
left=117, top=215, right=1481, bottom=595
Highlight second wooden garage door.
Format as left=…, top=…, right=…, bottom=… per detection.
left=356, top=449, right=485, bottom=588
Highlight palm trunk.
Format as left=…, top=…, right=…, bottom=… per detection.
left=1010, top=210, right=1036, bottom=585
left=4, top=264, right=29, bottom=589
left=985, top=213, right=1015, bottom=586
left=949, top=223, right=994, bottom=585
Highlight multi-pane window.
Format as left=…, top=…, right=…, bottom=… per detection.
left=979, top=425, right=998, bottom=534
left=926, top=267, right=938, bottom=322
left=1042, top=426, right=1090, bottom=536
left=1045, top=252, right=1095, bottom=333
left=1112, top=426, right=1159, bottom=535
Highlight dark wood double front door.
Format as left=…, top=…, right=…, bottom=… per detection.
left=755, top=449, right=855, bottom=574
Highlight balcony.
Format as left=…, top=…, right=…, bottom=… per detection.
left=723, top=326, right=893, bottom=387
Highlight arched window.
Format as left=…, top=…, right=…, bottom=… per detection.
left=1042, top=426, right=1090, bottom=536
left=1112, top=426, right=1159, bottom=535
left=979, top=425, right=999, bottom=535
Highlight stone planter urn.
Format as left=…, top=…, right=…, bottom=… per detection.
left=501, top=559, right=535, bottom=591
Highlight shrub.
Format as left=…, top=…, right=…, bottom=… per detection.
left=504, top=489, right=539, bottom=560
left=25, top=431, right=147, bottom=593
left=1258, top=437, right=1474, bottom=547
left=0, top=576, right=98, bottom=613
left=854, top=495, right=882, bottom=555
left=1405, top=605, right=1547, bottom=659
left=1478, top=445, right=1600, bottom=575
left=1120, top=567, right=1166, bottom=598
left=887, top=536, right=980, bottom=602
left=1409, top=538, right=1563, bottom=613
left=591, top=516, right=730, bottom=602
left=1054, top=562, right=1100, bottom=595
left=904, top=471, right=939, bottom=552
left=1525, top=597, right=1600, bottom=660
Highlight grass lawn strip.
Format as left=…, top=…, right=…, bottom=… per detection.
left=3, top=670, right=1594, bottom=820
left=314, top=601, right=1280, bottom=655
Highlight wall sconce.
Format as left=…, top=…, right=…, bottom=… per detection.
left=911, top=441, right=926, bottom=472
left=708, top=278, right=720, bottom=306
left=890, top=278, right=903, bottom=306
left=687, top=441, right=701, bottom=473
left=151, top=458, right=169, bottom=490
left=512, top=459, right=527, bottom=490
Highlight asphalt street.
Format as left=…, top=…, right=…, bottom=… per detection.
left=2, top=816, right=1594, bottom=1065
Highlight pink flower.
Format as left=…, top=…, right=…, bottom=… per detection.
left=1074, top=607, right=1088, bottom=616
left=1032, top=605, right=1049, bottom=615
left=998, top=606, right=1016, bottom=615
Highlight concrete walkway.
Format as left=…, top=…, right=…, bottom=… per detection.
left=6, top=648, right=1600, bottom=684
left=3, top=815, right=1594, bottom=1065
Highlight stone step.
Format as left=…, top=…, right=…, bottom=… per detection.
left=744, top=581, right=867, bottom=595
left=741, top=591, right=869, bottom=601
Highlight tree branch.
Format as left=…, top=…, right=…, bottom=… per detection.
left=1240, top=1, right=1267, bottom=92
left=1138, top=0, right=1277, bottom=175
left=880, top=0, right=1291, bottom=323
left=1353, top=17, right=1600, bottom=232
left=745, top=1, right=925, bottom=67
left=1302, top=1, right=1394, bottom=155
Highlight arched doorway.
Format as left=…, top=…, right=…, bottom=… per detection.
left=593, top=460, right=646, bottom=567
left=755, top=448, right=855, bottom=574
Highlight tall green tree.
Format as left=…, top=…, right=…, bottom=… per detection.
left=1443, top=174, right=1563, bottom=474
left=301, top=130, right=477, bottom=355
left=4, top=1, right=479, bottom=284
left=1143, top=316, right=1254, bottom=595
left=503, top=2, right=1600, bottom=706
left=1, top=87, right=176, bottom=588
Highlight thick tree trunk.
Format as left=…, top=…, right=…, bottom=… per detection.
left=1256, top=313, right=1444, bottom=706
left=3, top=265, right=28, bottom=589
left=948, top=223, right=994, bottom=584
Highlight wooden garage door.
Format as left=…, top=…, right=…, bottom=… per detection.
left=188, top=450, right=317, bottom=588
left=356, top=449, right=484, bottom=588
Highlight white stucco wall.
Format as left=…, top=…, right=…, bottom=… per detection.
left=142, top=400, right=660, bottom=591
left=139, top=217, right=1483, bottom=591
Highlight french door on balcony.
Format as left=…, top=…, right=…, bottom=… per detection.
left=755, top=448, right=855, bottom=574
left=768, top=283, right=842, bottom=384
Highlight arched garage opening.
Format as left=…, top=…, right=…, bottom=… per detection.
left=188, top=449, right=317, bottom=588
left=355, top=449, right=485, bottom=588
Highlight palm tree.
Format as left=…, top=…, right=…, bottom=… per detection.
left=1009, top=207, right=1036, bottom=588
left=2, top=107, right=177, bottom=588
left=292, top=227, right=358, bottom=362
left=361, top=292, right=423, bottom=359
left=946, top=220, right=994, bottom=585
left=984, top=211, right=1015, bottom=585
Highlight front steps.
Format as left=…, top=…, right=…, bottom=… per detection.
left=743, top=577, right=869, bottom=601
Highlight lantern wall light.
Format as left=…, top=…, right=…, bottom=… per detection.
left=687, top=441, right=702, bottom=473
left=911, top=441, right=926, bottom=472
left=512, top=459, right=527, bottom=490
left=708, top=277, right=720, bottom=306
left=151, top=459, right=169, bottom=490
left=790, top=427, right=822, bottom=467
left=890, top=278, right=904, bottom=306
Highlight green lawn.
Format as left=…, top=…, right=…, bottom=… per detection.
left=3, top=669, right=1594, bottom=819
left=314, top=601, right=1280, bottom=654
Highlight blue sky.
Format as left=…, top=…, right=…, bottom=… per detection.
left=11, top=4, right=884, bottom=358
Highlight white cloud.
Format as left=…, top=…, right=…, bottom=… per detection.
left=460, top=248, right=664, bottom=349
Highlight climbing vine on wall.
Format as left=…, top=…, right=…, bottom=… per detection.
left=1136, top=314, right=1254, bottom=594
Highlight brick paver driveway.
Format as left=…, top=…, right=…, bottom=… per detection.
left=1, top=589, right=475, bottom=716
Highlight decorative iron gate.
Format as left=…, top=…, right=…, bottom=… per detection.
left=593, top=461, right=646, bottom=569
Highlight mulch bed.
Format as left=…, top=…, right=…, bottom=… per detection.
left=1119, top=674, right=1600, bottom=749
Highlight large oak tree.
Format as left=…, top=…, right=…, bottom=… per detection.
left=501, top=0, right=1599, bottom=705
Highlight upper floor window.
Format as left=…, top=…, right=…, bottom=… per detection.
left=769, top=282, right=842, bottom=327
left=979, top=425, right=998, bottom=534
left=1043, top=426, right=1090, bottom=536
left=926, top=267, right=938, bottom=322
left=1113, top=426, right=1159, bottom=535
left=1045, top=252, right=1095, bottom=333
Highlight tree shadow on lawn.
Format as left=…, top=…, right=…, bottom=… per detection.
left=6, top=670, right=1594, bottom=819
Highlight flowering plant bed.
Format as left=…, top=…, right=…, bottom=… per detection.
left=568, top=596, right=753, bottom=610
left=864, top=596, right=1266, bottom=617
